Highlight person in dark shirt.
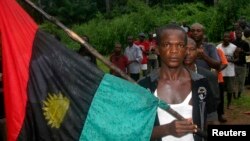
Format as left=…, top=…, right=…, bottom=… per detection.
left=190, top=23, right=221, bottom=71
left=184, top=37, right=220, bottom=123
left=78, top=35, right=97, bottom=65
left=232, top=29, right=250, bottom=98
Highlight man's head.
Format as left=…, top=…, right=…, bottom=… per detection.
left=190, top=23, right=205, bottom=43
left=235, top=29, right=243, bottom=40
left=139, top=32, right=146, bottom=41
left=222, top=32, right=230, bottom=46
left=238, top=18, right=247, bottom=30
left=114, top=42, right=122, bottom=54
left=127, top=36, right=134, bottom=47
left=233, top=22, right=240, bottom=30
left=184, top=37, right=197, bottom=66
left=156, top=24, right=187, bottom=68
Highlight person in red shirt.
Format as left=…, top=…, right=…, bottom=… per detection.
left=134, top=32, right=150, bottom=76
left=110, top=42, right=129, bottom=78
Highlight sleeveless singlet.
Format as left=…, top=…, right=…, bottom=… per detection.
left=154, top=90, right=194, bottom=141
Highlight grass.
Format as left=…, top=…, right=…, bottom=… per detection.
left=224, top=89, right=250, bottom=124
left=233, top=90, right=250, bottom=109
left=97, top=57, right=110, bottom=73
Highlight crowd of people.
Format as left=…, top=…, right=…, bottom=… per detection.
left=1, top=17, right=250, bottom=140
left=77, top=19, right=250, bottom=140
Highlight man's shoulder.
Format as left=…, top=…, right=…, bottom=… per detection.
left=203, top=42, right=216, bottom=48
left=125, top=45, right=138, bottom=50
left=139, top=69, right=159, bottom=81
left=203, top=42, right=217, bottom=53
left=216, top=43, right=223, bottom=49
left=189, top=69, right=206, bottom=81
left=197, top=67, right=216, bottom=79
left=129, top=44, right=140, bottom=49
left=228, top=43, right=237, bottom=49
left=138, top=69, right=159, bottom=89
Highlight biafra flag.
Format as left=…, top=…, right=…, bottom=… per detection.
left=0, top=0, right=168, bottom=141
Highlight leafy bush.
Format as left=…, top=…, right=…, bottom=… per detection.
left=40, top=0, right=250, bottom=55
left=70, top=2, right=216, bottom=55
left=40, top=22, right=80, bottom=51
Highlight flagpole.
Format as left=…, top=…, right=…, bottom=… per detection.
left=24, top=1, right=207, bottom=138
left=24, top=0, right=135, bottom=83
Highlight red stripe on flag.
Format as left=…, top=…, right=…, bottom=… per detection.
left=0, top=0, right=38, bottom=140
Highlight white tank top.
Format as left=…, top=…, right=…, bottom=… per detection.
left=154, top=90, right=194, bottom=141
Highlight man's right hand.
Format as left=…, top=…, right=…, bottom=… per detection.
left=166, top=119, right=197, bottom=137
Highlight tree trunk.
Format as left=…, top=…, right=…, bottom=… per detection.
left=105, top=0, right=111, bottom=13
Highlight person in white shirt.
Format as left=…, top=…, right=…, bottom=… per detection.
left=216, top=32, right=237, bottom=109
left=124, top=36, right=143, bottom=81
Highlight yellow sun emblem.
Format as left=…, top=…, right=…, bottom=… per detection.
left=42, top=92, right=70, bottom=128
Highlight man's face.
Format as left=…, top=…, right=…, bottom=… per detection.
left=191, top=25, right=204, bottom=43
left=127, top=36, right=134, bottom=46
left=158, top=29, right=186, bottom=68
left=114, top=44, right=122, bottom=53
left=223, top=33, right=230, bottom=44
left=235, top=30, right=242, bottom=39
left=184, top=40, right=197, bottom=66
left=233, top=22, right=240, bottom=30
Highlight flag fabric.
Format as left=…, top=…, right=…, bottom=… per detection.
left=0, top=0, right=168, bottom=141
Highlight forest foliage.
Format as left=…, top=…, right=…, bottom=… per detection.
left=22, top=0, right=250, bottom=54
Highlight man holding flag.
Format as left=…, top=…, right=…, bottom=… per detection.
left=0, top=0, right=169, bottom=141
left=0, top=0, right=211, bottom=141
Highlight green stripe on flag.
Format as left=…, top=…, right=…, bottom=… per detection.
left=80, top=74, right=159, bottom=141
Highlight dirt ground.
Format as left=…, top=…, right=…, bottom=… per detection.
left=221, top=86, right=250, bottom=125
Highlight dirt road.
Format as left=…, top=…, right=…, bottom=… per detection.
left=222, top=87, right=250, bottom=125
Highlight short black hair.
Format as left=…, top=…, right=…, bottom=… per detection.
left=156, top=23, right=187, bottom=46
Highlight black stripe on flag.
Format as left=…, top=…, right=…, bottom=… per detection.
left=18, top=29, right=104, bottom=141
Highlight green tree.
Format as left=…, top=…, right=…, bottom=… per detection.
left=209, top=0, right=249, bottom=41
left=34, top=0, right=98, bottom=24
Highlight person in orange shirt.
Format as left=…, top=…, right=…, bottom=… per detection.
left=216, top=48, right=228, bottom=123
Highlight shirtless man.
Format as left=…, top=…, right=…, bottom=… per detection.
left=138, top=24, right=216, bottom=141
